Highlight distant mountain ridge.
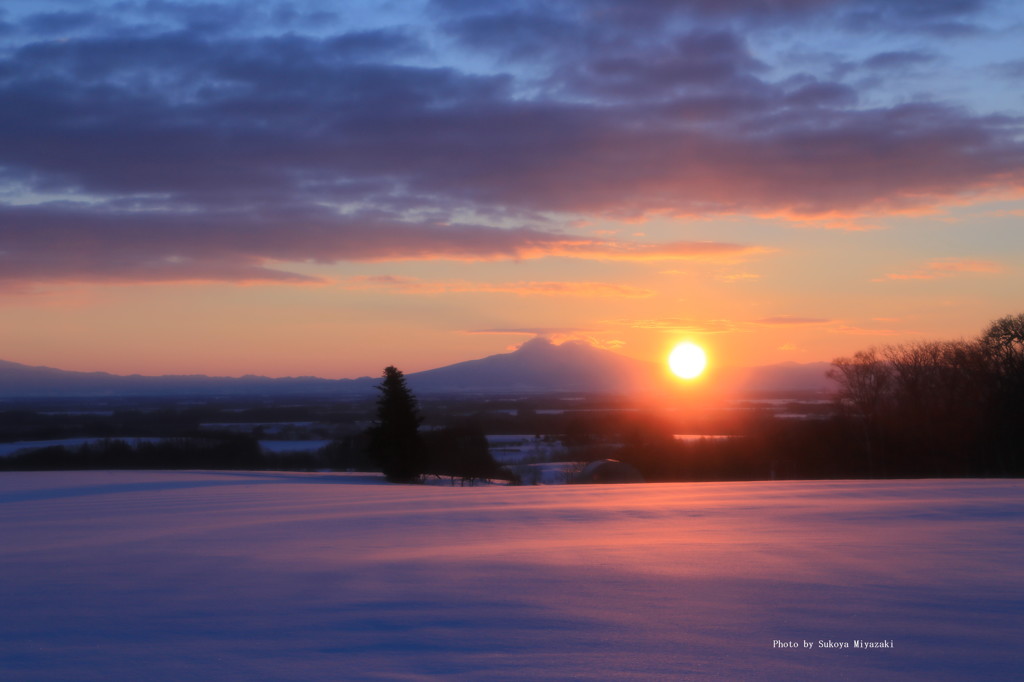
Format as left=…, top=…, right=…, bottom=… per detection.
left=0, top=339, right=834, bottom=398
left=0, top=358, right=364, bottom=398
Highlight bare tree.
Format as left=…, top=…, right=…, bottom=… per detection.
left=828, top=348, right=892, bottom=474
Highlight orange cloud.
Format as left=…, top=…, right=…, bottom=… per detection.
left=717, top=272, right=761, bottom=283
left=874, top=258, right=1004, bottom=281
left=831, top=324, right=914, bottom=336
left=755, top=316, right=833, bottom=325
left=1, top=202, right=774, bottom=289
left=759, top=209, right=887, bottom=231
left=514, top=239, right=773, bottom=264
left=466, top=328, right=594, bottom=336
left=618, top=318, right=743, bottom=334
left=463, top=329, right=625, bottom=352
left=345, top=276, right=655, bottom=298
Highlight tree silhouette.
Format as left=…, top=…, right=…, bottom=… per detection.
left=981, top=313, right=1024, bottom=473
left=828, top=313, right=1024, bottom=477
left=368, top=366, right=427, bottom=482
left=827, top=348, right=892, bottom=475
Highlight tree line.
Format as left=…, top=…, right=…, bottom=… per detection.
left=0, top=434, right=272, bottom=471
left=825, top=313, right=1023, bottom=477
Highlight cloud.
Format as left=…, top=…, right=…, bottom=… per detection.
left=994, top=59, right=1024, bottom=79
left=619, top=318, right=743, bottom=334
left=831, top=324, right=913, bottom=336
left=345, top=276, right=654, bottom=298
left=622, top=315, right=840, bottom=334
left=874, top=258, right=1004, bottom=281
left=755, top=316, right=833, bottom=325
left=862, top=50, right=937, bottom=71
left=765, top=210, right=887, bottom=231
left=546, top=29, right=770, bottom=101
left=4, top=15, right=1018, bottom=218
left=466, top=328, right=594, bottom=336
left=717, top=272, right=762, bottom=283
left=0, top=203, right=766, bottom=286
left=436, top=0, right=993, bottom=33
left=464, top=329, right=625, bottom=351
left=23, top=10, right=99, bottom=35
left=539, top=240, right=772, bottom=263
left=1, top=0, right=1021, bottom=287
left=613, top=313, right=915, bottom=338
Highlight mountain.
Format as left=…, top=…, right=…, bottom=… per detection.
left=405, top=338, right=659, bottom=394
left=0, top=340, right=834, bottom=398
left=0, top=358, right=373, bottom=398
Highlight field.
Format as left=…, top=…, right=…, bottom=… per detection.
left=2, top=472, right=1022, bottom=680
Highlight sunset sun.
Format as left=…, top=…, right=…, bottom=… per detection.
left=668, top=342, right=707, bottom=380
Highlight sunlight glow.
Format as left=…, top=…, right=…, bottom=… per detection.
left=669, top=342, right=707, bottom=379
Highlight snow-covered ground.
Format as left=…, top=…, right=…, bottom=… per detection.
left=1, top=472, right=1021, bottom=681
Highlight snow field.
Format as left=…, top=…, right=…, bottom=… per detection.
left=1, top=471, right=1022, bottom=680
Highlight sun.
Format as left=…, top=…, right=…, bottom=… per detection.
left=668, top=342, right=707, bottom=380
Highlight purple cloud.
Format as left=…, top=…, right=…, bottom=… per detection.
left=0, top=203, right=764, bottom=285
left=863, top=50, right=938, bottom=71
left=1, top=0, right=1020, bottom=286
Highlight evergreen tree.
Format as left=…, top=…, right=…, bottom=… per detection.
left=368, top=366, right=427, bottom=482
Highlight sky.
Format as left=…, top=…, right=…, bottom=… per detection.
left=1, top=0, right=1023, bottom=379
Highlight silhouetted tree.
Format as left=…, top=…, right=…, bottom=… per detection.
left=827, top=348, right=892, bottom=474
left=367, top=366, right=427, bottom=482
left=828, top=313, right=1024, bottom=477
left=980, top=313, right=1024, bottom=473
